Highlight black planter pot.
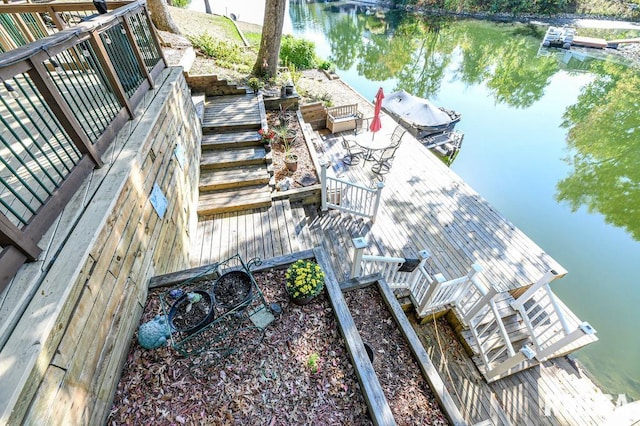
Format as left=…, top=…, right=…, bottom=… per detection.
left=213, top=270, right=254, bottom=311
left=168, top=290, right=215, bottom=335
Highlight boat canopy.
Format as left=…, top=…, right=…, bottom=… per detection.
left=382, top=90, right=453, bottom=129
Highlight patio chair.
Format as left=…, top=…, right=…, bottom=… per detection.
left=371, top=144, right=399, bottom=175
left=355, top=117, right=370, bottom=134
left=342, top=135, right=364, bottom=165
left=389, top=125, right=407, bottom=148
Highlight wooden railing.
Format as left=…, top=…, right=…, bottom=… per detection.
left=320, top=161, right=384, bottom=222
left=0, top=1, right=134, bottom=51
left=0, top=0, right=166, bottom=294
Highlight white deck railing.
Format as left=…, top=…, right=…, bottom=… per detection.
left=320, top=161, right=384, bottom=222
left=510, top=270, right=596, bottom=361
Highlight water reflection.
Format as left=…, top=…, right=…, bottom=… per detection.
left=559, top=61, right=640, bottom=239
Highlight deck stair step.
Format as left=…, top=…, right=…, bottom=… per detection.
left=202, top=94, right=262, bottom=133
left=201, top=130, right=262, bottom=150
left=199, top=165, right=270, bottom=192
left=198, top=185, right=272, bottom=215
left=201, top=147, right=268, bottom=170
left=460, top=316, right=530, bottom=356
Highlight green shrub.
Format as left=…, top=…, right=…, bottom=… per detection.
left=279, top=35, right=317, bottom=70
left=247, top=77, right=264, bottom=93
left=318, top=59, right=336, bottom=73
left=172, top=0, right=191, bottom=8
left=188, top=32, right=253, bottom=72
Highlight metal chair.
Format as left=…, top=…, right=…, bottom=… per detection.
left=355, top=117, right=370, bottom=134
left=389, top=125, right=407, bottom=148
left=371, top=145, right=399, bottom=175
left=342, top=135, right=364, bottom=166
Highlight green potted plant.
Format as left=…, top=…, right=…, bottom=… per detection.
left=285, top=259, right=325, bottom=305
left=247, top=77, right=264, bottom=95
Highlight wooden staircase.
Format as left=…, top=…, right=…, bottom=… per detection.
left=197, top=94, right=273, bottom=215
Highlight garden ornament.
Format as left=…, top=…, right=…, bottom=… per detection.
left=137, top=314, right=171, bottom=350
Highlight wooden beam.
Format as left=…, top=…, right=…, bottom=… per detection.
left=314, top=246, right=396, bottom=426
left=0, top=247, right=28, bottom=295
left=148, top=249, right=316, bottom=289
left=88, top=31, right=133, bottom=118
left=0, top=215, right=41, bottom=261
left=377, top=278, right=468, bottom=426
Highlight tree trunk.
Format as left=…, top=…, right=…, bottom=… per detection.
left=147, top=0, right=182, bottom=34
left=252, top=0, right=286, bottom=77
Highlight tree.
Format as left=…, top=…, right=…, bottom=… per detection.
left=147, top=0, right=181, bottom=34
left=253, top=0, right=287, bottom=77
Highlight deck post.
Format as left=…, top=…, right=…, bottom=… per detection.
left=371, top=181, right=384, bottom=223
left=320, top=160, right=328, bottom=212
left=350, top=237, right=367, bottom=279
left=418, top=273, right=446, bottom=315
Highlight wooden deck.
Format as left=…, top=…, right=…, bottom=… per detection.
left=188, top=93, right=615, bottom=424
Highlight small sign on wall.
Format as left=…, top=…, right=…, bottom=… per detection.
left=174, top=143, right=185, bottom=169
left=150, top=183, right=168, bottom=219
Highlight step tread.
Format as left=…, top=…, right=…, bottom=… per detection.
left=198, top=185, right=272, bottom=215
left=199, top=166, right=270, bottom=190
left=201, top=147, right=267, bottom=168
left=201, top=130, right=262, bottom=149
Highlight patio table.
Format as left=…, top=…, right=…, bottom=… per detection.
left=344, top=132, right=390, bottom=162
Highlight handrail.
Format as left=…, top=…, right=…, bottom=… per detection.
left=0, top=0, right=166, bottom=294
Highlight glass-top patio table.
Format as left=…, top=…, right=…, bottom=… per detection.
left=345, top=131, right=391, bottom=162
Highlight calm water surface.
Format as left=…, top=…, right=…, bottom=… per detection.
left=286, top=2, right=640, bottom=400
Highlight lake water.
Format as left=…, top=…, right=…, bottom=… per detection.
left=284, top=2, right=640, bottom=401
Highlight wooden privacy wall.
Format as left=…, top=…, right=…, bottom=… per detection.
left=0, top=68, right=201, bottom=425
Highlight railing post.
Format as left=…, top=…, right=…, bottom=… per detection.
left=88, top=30, right=134, bottom=118
left=409, top=249, right=431, bottom=289
left=350, top=237, right=367, bottom=279
left=418, top=273, right=446, bottom=314
left=371, top=181, right=384, bottom=223
left=320, top=160, right=328, bottom=212
left=28, top=54, right=103, bottom=167
left=545, top=284, right=571, bottom=334
left=121, top=14, right=154, bottom=88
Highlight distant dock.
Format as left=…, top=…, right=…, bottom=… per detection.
left=542, top=26, right=640, bottom=50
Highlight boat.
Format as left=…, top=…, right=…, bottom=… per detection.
left=381, top=90, right=461, bottom=138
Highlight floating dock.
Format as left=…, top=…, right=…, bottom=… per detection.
left=542, top=26, right=640, bottom=50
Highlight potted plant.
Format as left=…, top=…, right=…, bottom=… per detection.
left=285, top=259, right=325, bottom=305
left=273, top=125, right=299, bottom=171
left=258, top=128, right=276, bottom=151
left=213, top=270, right=253, bottom=312
left=247, top=77, right=264, bottom=95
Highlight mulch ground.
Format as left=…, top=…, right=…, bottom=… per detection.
left=108, top=269, right=371, bottom=425
left=344, top=286, right=448, bottom=425
left=108, top=270, right=448, bottom=424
